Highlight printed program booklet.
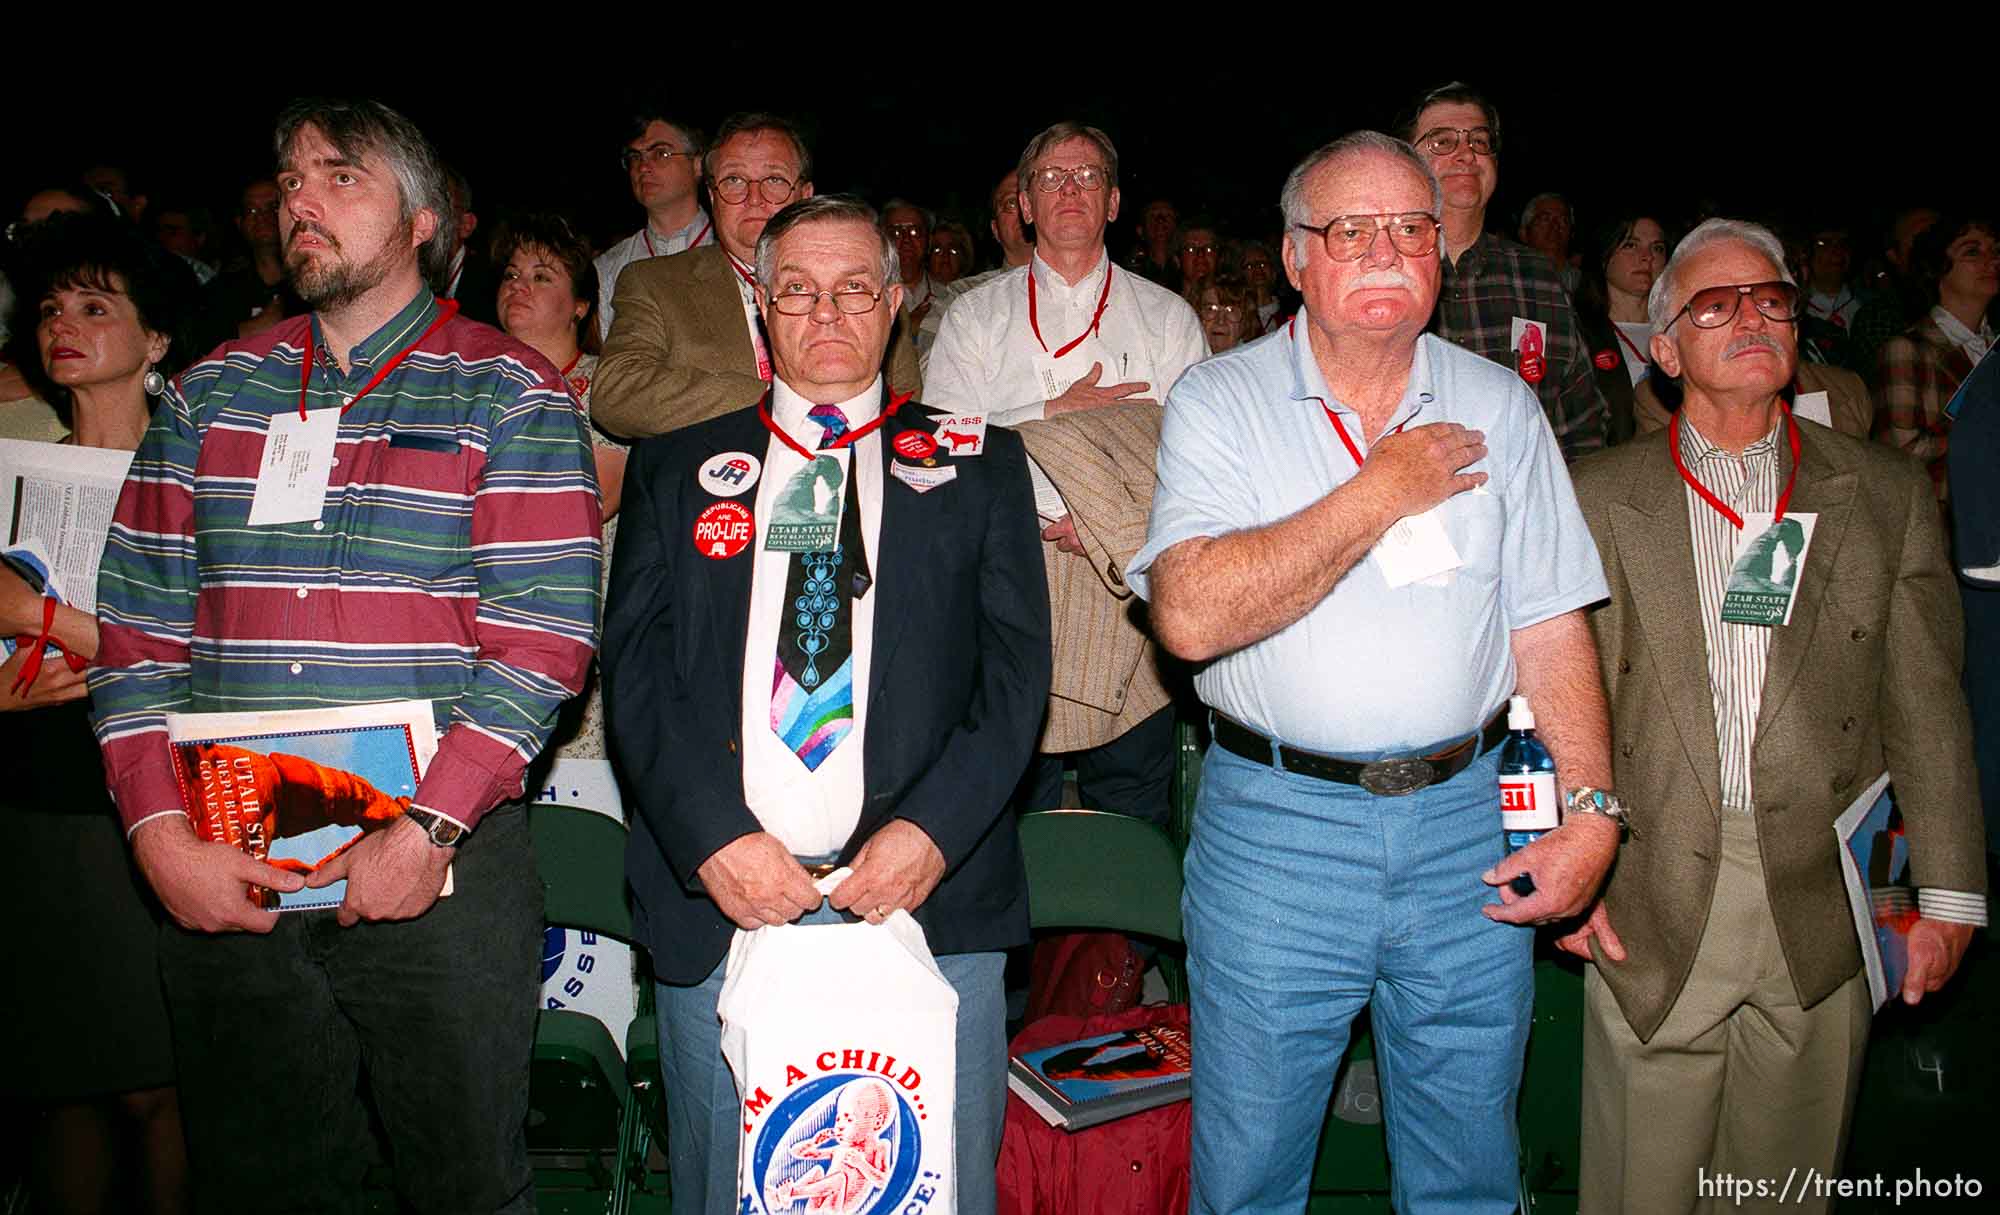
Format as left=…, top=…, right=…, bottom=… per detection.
left=1007, top=1019, right=1191, bottom=1131
left=165, top=701, right=443, bottom=912
left=1834, top=772, right=1913, bottom=1011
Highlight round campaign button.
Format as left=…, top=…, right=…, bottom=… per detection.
left=893, top=430, right=938, bottom=460
left=698, top=450, right=762, bottom=498
left=693, top=501, right=754, bottom=560
left=1593, top=349, right=1619, bottom=371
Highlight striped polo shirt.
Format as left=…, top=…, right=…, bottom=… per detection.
left=90, top=287, right=603, bottom=834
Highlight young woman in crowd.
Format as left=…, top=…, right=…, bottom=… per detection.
left=1572, top=213, right=1674, bottom=447
left=494, top=212, right=626, bottom=761
left=2, top=209, right=199, bottom=1215
left=1873, top=215, right=1999, bottom=504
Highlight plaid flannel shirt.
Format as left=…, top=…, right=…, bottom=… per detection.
left=1871, top=316, right=1973, bottom=502
left=1433, top=232, right=1608, bottom=461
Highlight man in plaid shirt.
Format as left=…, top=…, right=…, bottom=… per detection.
left=1402, top=82, right=1610, bottom=461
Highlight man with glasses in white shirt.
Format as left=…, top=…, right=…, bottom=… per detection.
left=593, top=108, right=716, bottom=341
left=926, top=121, right=1206, bottom=829
left=595, top=113, right=921, bottom=440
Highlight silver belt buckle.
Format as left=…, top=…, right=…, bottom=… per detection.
left=1357, top=757, right=1436, bottom=796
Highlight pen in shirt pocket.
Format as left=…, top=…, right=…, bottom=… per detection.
left=1121, top=353, right=1129, bottom=378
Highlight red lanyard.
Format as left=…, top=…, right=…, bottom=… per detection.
left=1028, top=264, right=1113, bottom=358
left=1613, top=325, right=1649, bottom=366
left=1289, top=317, right=1406, bottom=468
left=644, top=218, right=712, bottom=258
left=729, top=255, right=756, bottom=288
left=559, top=350, right=583, bottom=378
left=10, top=595, right=88, bottom=696
left=757, top=389, right=912, bottom=462
left=1670, top=405, right=1802, bottom=528
left=297, top=301, right=459, bottom=420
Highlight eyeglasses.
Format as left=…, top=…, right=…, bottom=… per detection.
left=886, top=223, right=927, bottom=239
left=1031, top=165, right=1108, bottom=192
left=928, top=244, right=965, bottom=258
left=1414, top=126, right=1499, bottom=157
left=1666, top=280, right=1803, bottom=330
left=1200, top=303, right=1243, bottom=317
left=621, top=143, right=697, bottom=171
left=995, top=197, right=1020, bottom=215
left=241, top=201, right=281, bottom=218
left=1181, top=243, right=1217, bottom=257
left=769, top=286, right=887, bottom=316
left=713, top=174, right=797, bottom=205
left=1294, top=212, right=1442, bottom=262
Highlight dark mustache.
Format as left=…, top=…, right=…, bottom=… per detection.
left=286, top=221, right=339, bottom=251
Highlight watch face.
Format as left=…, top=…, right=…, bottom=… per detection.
left=430, top=819, right=466, bottom=847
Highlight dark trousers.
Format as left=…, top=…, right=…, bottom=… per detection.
left=1021, top=705, right=1176, bottom=828
left=157, top=806, right=543, bottom=1214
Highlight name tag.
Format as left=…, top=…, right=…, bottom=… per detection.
left=1372, top=505, right=1462, bottom=588
left=247, top=408, right=339, bottom=525
left=765, top=451, right=847, bottom=552
left=891, top=462, right=957, bottom=494
left=1721, top=511, right=1818, bottom=626
left=1791, top=390, right=1833, bottom=429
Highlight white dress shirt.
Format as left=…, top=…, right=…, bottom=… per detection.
left=925, top=250, right=1206, bottom=516
left=593, top=209, right=716, bottom=340
left=724, top=252, right=772, bottom=381
left=739, top=375, right=885, bottom=856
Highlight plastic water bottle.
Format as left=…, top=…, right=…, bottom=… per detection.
left=1497, top=694, right=1560, bottom=896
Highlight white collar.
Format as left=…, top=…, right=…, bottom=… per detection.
left=1932, top=305, right=1994, bottom=351
left=645, top=208, right=711, bottom=247
left=770, top=374, right=885, bottom=445
left=1030, top=249, right=1110, bottom=298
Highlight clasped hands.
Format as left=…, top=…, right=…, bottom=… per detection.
left=697, top=821, right=946, bottom=930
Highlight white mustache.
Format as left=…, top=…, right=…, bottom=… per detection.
left=1724, top=332, right=1784, bottom=358
left=1351, top=270, right=1417, bottom=290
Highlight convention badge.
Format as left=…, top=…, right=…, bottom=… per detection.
left=1791, top=391, right=1833, bottom=429
left=247, top=408, right=340, bottom=525
left=890, top=462, right=958, bottom=494
left=693, top=501, right=754, bottom=560
left=930, top=414, right=988, bottom=458
left=892, top=430, right=938, bottom=460
left=1371, top=504, right=1463, bottom=589
left=1511, top=317, right=1547, bottom=385
left=1720, top=512, right=1818, bottom=626
left=764, top=451, right=847, bottom=552
left=1593, top=348, right=1620, bottom=372
left=699, top=450, right=763, bottom=498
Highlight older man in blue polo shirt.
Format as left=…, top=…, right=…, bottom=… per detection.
left=1129, top=131, right=1626, bottom=1214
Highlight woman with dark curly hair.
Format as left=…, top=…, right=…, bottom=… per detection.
left=2, top=209, right=200, bottom=1214
left=1873, top=214, right=1999, bottom=504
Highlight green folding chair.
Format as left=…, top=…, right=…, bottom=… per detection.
left=529, top=804, right=652, bottom=1214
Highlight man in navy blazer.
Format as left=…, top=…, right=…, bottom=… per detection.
left=603, top=195, right=1051, bottom=1215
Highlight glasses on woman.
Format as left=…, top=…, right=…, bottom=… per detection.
left=1200, top=302, right=1243, bottom=317
left=1294, top=213, right=1442, bottom=262
left=714, top=175, right=798, bottom=205
left=769, top=286, right=885, bottom=316
left=1666, top=281, right=1803, bottom=330
left=1415, top=126, right=1499, bottom=157
left=1031, top=165, right=1107, bottom=192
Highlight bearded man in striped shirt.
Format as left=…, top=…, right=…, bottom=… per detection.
left=89, top=98, right=601, bottom=1213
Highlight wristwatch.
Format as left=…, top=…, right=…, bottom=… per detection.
left=404, top=806, right=467, bottom=849
left=1564, top=787, right=1635, bottom=840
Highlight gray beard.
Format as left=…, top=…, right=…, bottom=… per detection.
left=285, top=225, right=410, bottom=313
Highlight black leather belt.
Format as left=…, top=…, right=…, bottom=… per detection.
left=1212, top=711, right=1509, bottom=796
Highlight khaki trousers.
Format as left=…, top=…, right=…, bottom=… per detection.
left=1580, top=811, right=1872, bottom=1214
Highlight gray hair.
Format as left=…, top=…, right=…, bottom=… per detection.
left=1647, top=218, right=1795, bottom=332
left=754, top=194, right=900, bottom=292
left=1518, top=192, right=1568, bottom=234
left=273, top=98, right=456, bottom=286
left=880, top=198, right=935, bottom=233
left=1015, top=122, right=1120, bottom=197
left=1279, top=132, right=1444, bottom=271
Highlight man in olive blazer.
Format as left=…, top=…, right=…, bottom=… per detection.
left=1565, top=219, right=1987, bottom=1215
left=591, top=243, right=922, bottom=440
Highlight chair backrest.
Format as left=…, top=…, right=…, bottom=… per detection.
left=530, top=804, right=634, bottom=942
left=1017, top=809, right=1184, bottom=943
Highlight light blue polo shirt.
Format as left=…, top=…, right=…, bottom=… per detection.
left=1128, top=315, right=1607, bottom=754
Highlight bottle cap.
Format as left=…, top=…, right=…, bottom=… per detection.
left=1508, top=694, right=1535, bottom=731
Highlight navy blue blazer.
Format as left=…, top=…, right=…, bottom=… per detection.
left=602, top=397, right=1052, bottom=984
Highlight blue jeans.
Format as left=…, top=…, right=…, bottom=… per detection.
left=1184, top=742, right=1531, bottom=1215
left=657, top=902, right=1006, bottom=1215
